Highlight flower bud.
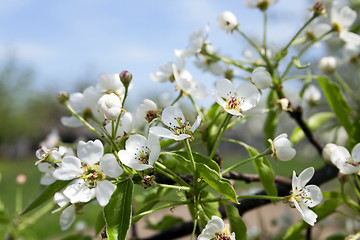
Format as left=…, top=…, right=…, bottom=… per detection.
left=57, top=91, right=69, bottom=104
left=16, top=174, right=27, bottom=185
left=310, top=2, right=326, bottom=17
left=142, top=175, right=156, bottom=188
left=319, top=56, right=337, bottom=74
left=303, top=84, right=321, bottom=106
left=97, top=93, right=122, bottom=120
left=277, top=98, right=291, bottom=112
left=269, top=133, right=296, bottom=161
left=119, top=70, right=133, bottom=89
left=217, top=11, right=239, bottom=32
left=251, top=67, right=272, bottom=89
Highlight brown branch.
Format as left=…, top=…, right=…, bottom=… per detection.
left=222, top=171, right=292, bottom=186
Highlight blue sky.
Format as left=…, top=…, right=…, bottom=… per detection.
left=0, top=0, right=308, bottom=107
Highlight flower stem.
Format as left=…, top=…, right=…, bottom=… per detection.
left=262, top=10, right=268, bottom=57
left=64, top=100, right=104, bottom=140
left=209, top=113, right=232, bottom=159
left=154, top=161, right=190, bottom=187
left=184, top=139, right=198, bottom=189
left=171, top=91, right=183, bottom=106
left=157, top=184, right=191, bottom=191
left=333, top=72, right=360, bottom=105
left=202, top=51, right=253, bottom=72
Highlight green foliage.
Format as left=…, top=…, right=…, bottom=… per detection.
left=225, top=204, right=247, bottom=240
left=147, top=215, right=183, bottom=231
left=104, top=179, right=134, bottom=240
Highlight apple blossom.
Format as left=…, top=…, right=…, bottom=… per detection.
left=198, top=216, right=235, bottom=240
left=217, top=11, right=239, bottom=32
left=329, top=143, right=360, bottom=175
left=269, top=133, right=296, bottom=161
left=194, top=44, right=225, bottom=76
left=344, top=43, right=360, bottom=64
left=136, top=99, right=159, bottom=123
left=54, top=192, right=76, bottom=231
left=150, top=62, right=176, bottom=83
left=330, top=1, right=360, bottom=45
left=118, top=134, right=160, bottom=171
left=288, top=167, right=323, bottom=226
left=97, top=73, right=125, bottom=97
left=186, top=27, right=209, bottom=55
left=319, top=56, right=337, bottom=74
left=244, top=0, right=278, bottom=10
left=212, top=78, right=260, bottom=116
left=97, top=93, right=122, bottom=120
left=251, top=67, right=272, bottom=89
left=303, top=84, right=321, bottom=106
left=149, top=106, right=201, bottom=141
left=172, top=64, right=208, bottom=99
left=53, top=140, right=123, bottom=207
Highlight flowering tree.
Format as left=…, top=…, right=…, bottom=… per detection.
left=16, top=0, right=360, bottom=239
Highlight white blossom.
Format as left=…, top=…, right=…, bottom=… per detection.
left=289, top=167, right=323, bottom=226
left=137, top=99, right=159, bottom=123
left=105, top=112, right=135, bottom=138
left=198, top=216, right=235, bottom=240
left=330, top=1, right=360, bottom=45
left=53, top=140, right=123, bottom=207
left=251, top=67, right=272, bottom=89
left=118, top=134, right=160, bottom=171
left=244, top=0, right=278, bottom=9
left=54, top=192, right=76, bottom=231
left=303, top=84, right=321, bottom=106
left=150, top=62, right=176, bottom=83
left=212, top=78, right=260, bottom=116
left=150, top=106, right=201, bottom=141
left=269, top=133, right=296, bottom=161
left=319, top=56, right=337, bottom=74
left=217, top=11, right=239, bottom=32
left=173, top=64, right=208, bottom=99
left=97, top=93, right=122, bottom=120
left=186, top=27, right=209, bottom=55
left=97, top=73, right=125, bottom=97
left=329, top=143, right=360, bottom=174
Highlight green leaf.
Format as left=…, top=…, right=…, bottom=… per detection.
left=283, top=191, right=343, bottom=240
left=225, top=204, right=247, bottom=240
left=196, top=163, right=238, bottom=203
left=172, top=151, right=220, bottom=173
left=20, top=180, right=71, bottom=215
left=264, top=89, right=278, bottom=147
left=240, top=142, right=277, bottom=198
left=104, top=179, right=134, bottom=240
left=95, top=210, right=106, bottom=235
left=291, top=112, right=335, bottom=144
left=61, top=234, right=92, bottom=240
left=316, top=75, right=352, bottom=135
left=147, top=215, right=183, bottom=231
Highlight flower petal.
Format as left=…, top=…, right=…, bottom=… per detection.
left=64, top=179, right=95, bottom=203
left=276, top=147, right=296, bottom=161
left=162, top=106, right=185, bottom=128
left=190, top=114, right=202, bottom=133
left=124, top=134, right=148, bottom=154
left=297, top=167, right=315, bottom=188
left=99, top=154, right=123, bottom=178
left=53, top=156, right=82, bottom=180
left=149, top=126, right=175, bottom=139
left=54, top=192, right=69, bottom=207
left=216, top=78, right=234, bottom=98
left=95, top=180, right=116, bottom=207
left=77, top=140, right=104, bottom=166
left=305, top=185, right=323, bottom=207
left=60, top=204, right=76, bottom=231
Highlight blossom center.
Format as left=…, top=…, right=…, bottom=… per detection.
left=226, top=94, right=244, bottom=112
left=81, top=164, right=105, bottom=187
left=172, top=117, right=191, bottom=135
left=145, top=110, right=158, bottom=123
left=212, top=232, right=231, bottom=240
left=346, top=156, right=360, bottom=167
left=290, top=188, right=313, bottom=206
left=134, top=146, right=151, bottom=165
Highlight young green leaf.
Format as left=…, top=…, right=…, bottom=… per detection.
left=316, top=76, right=352, bottom=135
left=225, top=204, right=247, bottom=240
left=104, top=179, right=134, bottom=240
left=264, top=89, right=278, bottom=147
left=196, top=163, right=238, bottom=203
left=20, top=180, right=71, bottom=215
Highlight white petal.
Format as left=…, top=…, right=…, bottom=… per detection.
left=212, top=90, right=227, bottom=109
left=162, top=106, right=185, bottom=128
left=190, top=114, right=202, bottom=132
left=149, top=126, right=175, bottom=139
left=121, top=112, right=134, bottom=133
left=340, top=31, right=360, bottom=45
left=198, top=216, right=225, bottom=239
left=96, top=180, right=116, bottom=207
left=119, top=150, right=153, bottom=171
left=351, top=143, right=360, bottom=162
left=61, top=116, right=83, bottom=128
left=54, top=192, right=69, bottom=207
left=299, top=203, right=317, bottom=226
left=330, top=146, right=350, bottom=166
left=216, top=78, right=234, bottom=98
left=298, top=167, right=315, bottom=188
left=305, top=185, right=323, bottom=207
left=99, top=154, right=123, bottom=178
left=64, top=179, right=95, bottom=203
left=77, top=140, right=104, bottom=166
left=236, top=82, right=260, bottom=111
left=60, top=204, right=76, bottom=231
left=124, top=134, right=148, bottom=154
left=40, top=173, right=57, bottom=185
left=148, top=134, right=161, bottom=166
left=53, top=156, right=82, bottom=180
left=276, top=147, right=296, bottom=161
